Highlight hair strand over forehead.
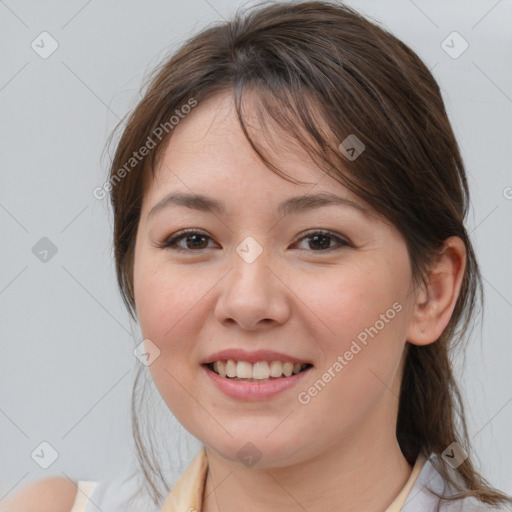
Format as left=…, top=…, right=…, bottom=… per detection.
left=103, top=1, right=511, bottom=508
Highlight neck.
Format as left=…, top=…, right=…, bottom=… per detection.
left=201, top=427, right=413, bottom=512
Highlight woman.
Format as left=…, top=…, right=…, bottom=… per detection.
left=82, top=1, right=512, bottom=511
left=6, top=1, right=511, bottom=511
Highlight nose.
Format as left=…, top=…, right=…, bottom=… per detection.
left=214, top=244, right=291, bottom=331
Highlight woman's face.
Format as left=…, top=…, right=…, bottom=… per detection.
left=133, top=90, right=418, bottom=468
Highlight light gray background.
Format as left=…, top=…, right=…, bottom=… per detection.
left=1, top=0, right=511, bottom=501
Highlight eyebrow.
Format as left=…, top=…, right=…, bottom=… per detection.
left=147, top=191, right=372, bottom=220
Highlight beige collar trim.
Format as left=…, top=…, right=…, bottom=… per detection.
left=384, top=453, right=428, bottom=512
left=159, top=447, right=428, bottom=512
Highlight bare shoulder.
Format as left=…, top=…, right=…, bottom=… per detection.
left=0, top=476, right=79, bottom=512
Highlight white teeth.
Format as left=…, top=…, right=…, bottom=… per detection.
left=236, top=361, right=253, bottom=378
left=252, top=361, right=270, bottom=379
left=217, top=360, right=226, bottom=377
left=225, top=359, right=237, bottom=378
left=209, top=359, right=309, bottom=379
left=282, top=362, right=293, bottom=377
left=269, top=360, right=283, bottom=377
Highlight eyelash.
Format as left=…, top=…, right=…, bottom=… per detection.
left=156, top=228, right=351, bottom=253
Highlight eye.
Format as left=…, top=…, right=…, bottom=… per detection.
left=155, top=229, right=216, bottom=252
left=156, top=229, right=351, bottom=253
left=293, top=230, right=351, bottom=252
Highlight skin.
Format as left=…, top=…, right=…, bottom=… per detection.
left=133, top=89, right=466, bottom=512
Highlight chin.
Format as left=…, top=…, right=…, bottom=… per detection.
left=201, top=430, right=311, bottom=469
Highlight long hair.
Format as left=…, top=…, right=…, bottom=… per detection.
left=104, top=1, right=512, bottom=508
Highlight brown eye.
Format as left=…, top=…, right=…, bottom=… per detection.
left=156, top=229, right=215, bottom=251
left=156, top=229, right=351, bottom=253
left=294, top=230, right=351, bottom=252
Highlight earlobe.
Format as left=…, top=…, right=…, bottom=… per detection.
left=406, top=236, right=466, bottom=346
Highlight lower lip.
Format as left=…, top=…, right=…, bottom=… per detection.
left=202, top=364, right=312, bottom=401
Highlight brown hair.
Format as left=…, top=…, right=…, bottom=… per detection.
left=105, top=0, right=512, bottom=508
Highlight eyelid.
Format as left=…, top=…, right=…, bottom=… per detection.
left=154, top=228, right=213, bottom=251
left=156, top=228, right=352, bottom=252
left=292, top=229, right=351, bottom=252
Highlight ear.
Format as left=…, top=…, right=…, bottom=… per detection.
left=406, top=236, right=466, bottom=346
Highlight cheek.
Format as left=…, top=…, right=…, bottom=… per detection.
left=134, top=255, right=205, bottom=339
left=133, top=256, right=216, bottom=403
left=295, top=260, right=407, bottom=400
left=298, top=259, right=402, bottom=346
left=133, top=260, right=201, bottom=421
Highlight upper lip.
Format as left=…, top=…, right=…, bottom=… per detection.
left=201, top=348, right=313, bottom=365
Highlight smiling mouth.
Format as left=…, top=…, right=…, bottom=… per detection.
left=204, top=360, right=313, bottom=382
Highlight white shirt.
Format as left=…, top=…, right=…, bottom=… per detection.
left=70, top=447, right=512, bottom=512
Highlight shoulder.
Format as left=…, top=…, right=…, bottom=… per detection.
left=406, top=454, right=512, bottom=512
left=441, top=496, right=512, bottom=512
left=0, top=476, right=79, bottom=512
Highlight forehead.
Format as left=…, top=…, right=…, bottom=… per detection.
left=141, top=89, right=372, bottom=218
